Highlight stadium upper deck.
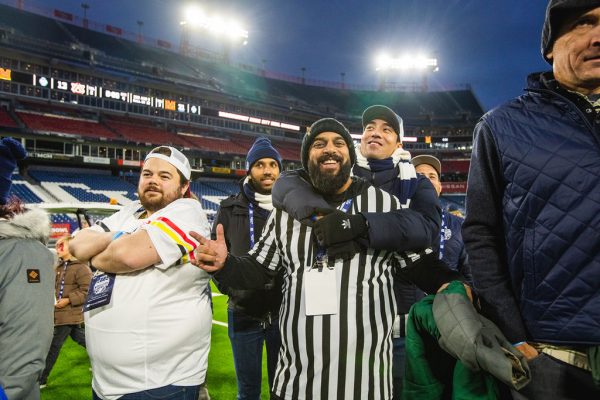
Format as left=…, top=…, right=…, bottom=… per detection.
left=0, top=1, right=480, bottom=190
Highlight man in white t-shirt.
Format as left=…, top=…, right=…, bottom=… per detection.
left=69, top=146, right=212, bottom=400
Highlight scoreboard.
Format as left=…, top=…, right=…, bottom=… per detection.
left=0, top=67, right=202, bottom=115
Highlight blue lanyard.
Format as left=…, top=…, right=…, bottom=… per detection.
left=248, top=202, right=256, bottom=249
left=314, top=199, right=353, bottom=268
left=339, top=198, right=353, bottom=214
left=439, top=210, right=447, bottom=260
left=57, top=261, right=68, bottom=300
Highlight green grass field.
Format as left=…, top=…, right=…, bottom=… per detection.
left=41, top=287, right=270, bottom=399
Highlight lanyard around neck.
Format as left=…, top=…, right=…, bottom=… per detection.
left=439, top=210, right=448, bottom=260
left=57, top=261, right=68, bottom=300
left=248, top=202, right=257, bottom=249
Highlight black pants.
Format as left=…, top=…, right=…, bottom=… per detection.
left=511, top=353, right=599, bottom=400
left=41, top=324, right=86, bottom=384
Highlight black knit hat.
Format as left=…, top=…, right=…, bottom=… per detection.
left=301, top=118, right=356, bottom=171
left=541, top=0, right=599, bottom=64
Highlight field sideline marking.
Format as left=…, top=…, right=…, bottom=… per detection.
left=212, top=320, right=228, bottom=327
left=212, top=291, right=228, bottom=327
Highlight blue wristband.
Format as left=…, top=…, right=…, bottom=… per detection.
left=513, top=341, right=526, bottom=347
left=112, top=231, right=126, bottom=241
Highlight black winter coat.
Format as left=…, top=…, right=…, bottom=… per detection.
left=212, top=189, right=283, bottom=319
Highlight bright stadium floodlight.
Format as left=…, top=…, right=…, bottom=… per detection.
left=180, top=5, right=248, bottom=43
left=182, top=5, right=205, bottom=25
left=375, top=51, right=439, bottom=92
left=375, top=52, right=438, bottom=72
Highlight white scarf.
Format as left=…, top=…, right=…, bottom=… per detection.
left=243, top=176, right=274, bottom=211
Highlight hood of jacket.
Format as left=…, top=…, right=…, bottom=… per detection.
left=0, top=207, right=51, bottom=244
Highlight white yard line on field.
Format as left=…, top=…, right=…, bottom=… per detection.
left=212, top=291, right=228, bottom=327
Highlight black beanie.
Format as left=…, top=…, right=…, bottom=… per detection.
left=246, top=136, right=282, bottom=171
left=541, top=0, right=599, bottom=64
left=0, top=137, right=27, bottom=205
left=301, top=118, right=356, bottom=171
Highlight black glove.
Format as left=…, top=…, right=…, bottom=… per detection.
left=326, top=240, right=362, bottom=261
left=313, top=209, right=368, bottom=246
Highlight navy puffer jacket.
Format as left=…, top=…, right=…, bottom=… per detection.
left=464, top=72, right=600, bottom=345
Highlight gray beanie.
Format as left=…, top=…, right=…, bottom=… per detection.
left=301, top=118, right=356, bottom=171
left=541, top=0, right=600, bottom=64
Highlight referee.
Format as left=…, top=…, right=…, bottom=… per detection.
left=191, top=118, right=456, bottom=400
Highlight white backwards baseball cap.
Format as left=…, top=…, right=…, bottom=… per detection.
left=144, top=146, right=191, bottom=180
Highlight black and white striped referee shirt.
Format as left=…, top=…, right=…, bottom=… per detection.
left=230, top=182, right=401, bottom=400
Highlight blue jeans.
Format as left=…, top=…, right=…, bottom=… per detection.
left=392, top=336, right=406, bottom=400
left=510, top=354, right=599, bottom=400
left=93, top=385, right=200, bottom=400
left=228, top=309, right=281, bottom=400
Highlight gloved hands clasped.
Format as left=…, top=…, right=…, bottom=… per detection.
left=313, top=208, right=368, bottom=246
left=312, top=208, right=369, bottom=261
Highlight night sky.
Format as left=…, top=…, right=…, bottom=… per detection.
left=21, top=0, right=551, bottom=111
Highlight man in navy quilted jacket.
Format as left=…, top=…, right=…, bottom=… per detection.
left=463, top=1, right=600, bottom=398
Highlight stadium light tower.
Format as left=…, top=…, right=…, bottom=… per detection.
left=81, top=3, right=90, bottom=28
left=375, top=52, right=439, bottom=92
left=136, top=20, right=144, bottom=44
left=179, top=5, right=248, bottom=60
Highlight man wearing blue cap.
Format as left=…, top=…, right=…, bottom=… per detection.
left=212, top=137, right=283, bottom=400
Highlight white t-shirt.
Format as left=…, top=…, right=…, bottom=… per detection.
left=85, top=199, right=212, bottom=400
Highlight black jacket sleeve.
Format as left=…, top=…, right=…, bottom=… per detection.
left=211, top=202, right=231, bottom=295
left=213, top=254, right=277, bottom=290
left=363, top=175, right=441, bottom=252
left=462, top=120, right=528, bottom=343
left=398, top=250, right=464, bottom=294
left=457, top=244, right=472, bottom=285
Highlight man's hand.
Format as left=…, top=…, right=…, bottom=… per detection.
left=190, top=224, right=229, bottom=273
left=55, top=298, right=70, bottom=309
left=313, top=209, right=368, bottom=246
left=437, top=281, right=474, bottom=302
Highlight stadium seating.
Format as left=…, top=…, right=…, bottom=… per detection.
left=0, top=108, right=18, bottom=128
left=182, top=134, right=248, bottom=155
left=201, top=180, right=239, bottom=196
left=442, top=159, right=470, bottom=173
left=190, top=180, right=236, bottom=215
left=28, top=170, right=137, bottom=204
left=8, top=174, right=43, bottom=203
left=17, top=111, right=121, bottom=139
left=230, top=134, right=301, bottom=162
left=106, top=119, right=194, bottom=148
left=0, top=2, right=483, bottom=226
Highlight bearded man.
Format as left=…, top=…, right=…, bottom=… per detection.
left=190, top=118, right=458, bottom=400
left=69, top=146, right=212, bottom=400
